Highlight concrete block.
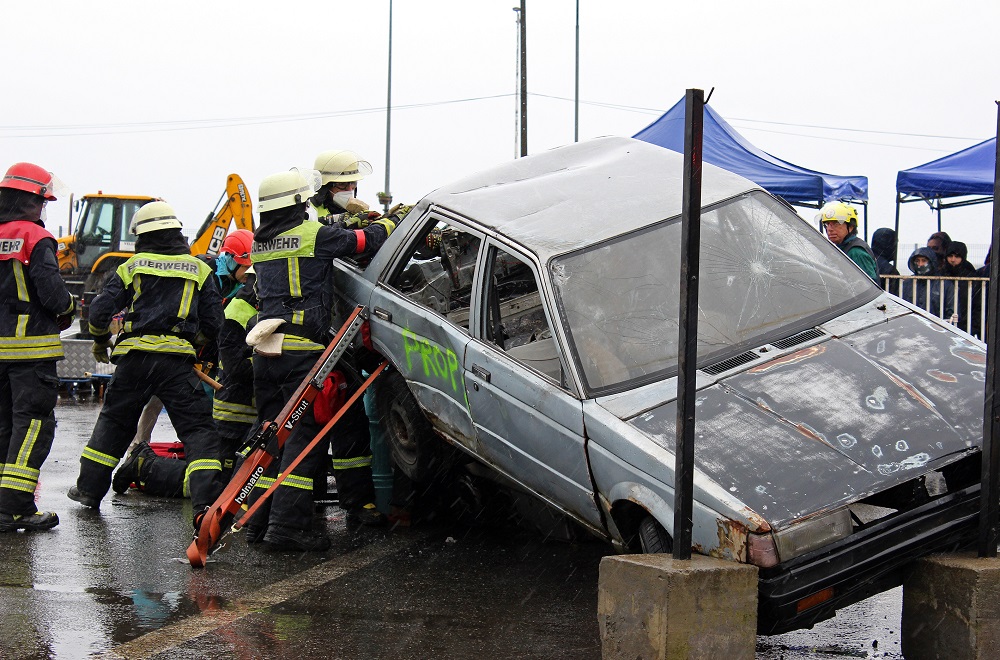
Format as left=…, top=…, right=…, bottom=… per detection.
left=902, top=553, right=1000, bottom=660
left=598, top=553, right=757, bottom=660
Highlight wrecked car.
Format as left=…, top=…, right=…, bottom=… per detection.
left=331, top=136, right=985, bottom=633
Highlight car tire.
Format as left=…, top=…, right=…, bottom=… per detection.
left=638, top=515, right=672, bottom=554
left=375, top=370, right=448, bottom=483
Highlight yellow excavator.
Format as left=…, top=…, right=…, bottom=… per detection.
left=56, top=173, right=255, bottom=299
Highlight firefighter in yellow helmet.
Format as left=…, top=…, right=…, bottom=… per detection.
left=243, top=169, right=394, bottom=551
left=816, top=201, right=878, bottom=283
left=0, top=162, right=75, bottom=532
left=68, top=201, right=225, bottom=529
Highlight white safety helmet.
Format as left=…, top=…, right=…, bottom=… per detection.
left=258, top=170, right=315, bottom=213
left=313, top=150, right=372, bottom=185
left=130, top=201, right=182, bottom=235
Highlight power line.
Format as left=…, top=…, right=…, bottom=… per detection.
left=0, top=92, right=985, bottom=147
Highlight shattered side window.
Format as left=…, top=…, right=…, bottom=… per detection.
left=386, top=219, right=483, bottom=331
left=550, top=191, right=878, bottom=395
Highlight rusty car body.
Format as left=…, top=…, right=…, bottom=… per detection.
left=331, top=137, right=985, bottom=633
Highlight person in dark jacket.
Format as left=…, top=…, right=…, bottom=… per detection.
left=111, top=267, right=259, bottom=497
left=68, top=202, right=225, bottom=528
left=244, top=169, right=395, bottom=552
left=902, top=246, right=954, bottom=320
left=0, top=162, right=75, bottom=532
left=927, top=231, right=952, bottom=274
left=870, top=227, right=900, bottom=295
left=943, top=241, right=981, bottom=336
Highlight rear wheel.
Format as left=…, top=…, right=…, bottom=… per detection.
left=638, top=515, right=672, bottom=554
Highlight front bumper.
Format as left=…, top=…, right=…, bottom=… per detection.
left=757, top=484, right=980, bottom=635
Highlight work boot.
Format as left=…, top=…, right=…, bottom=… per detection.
left=263, top=525, right=332, bottom=551
left=112, top=442, right=156, bottom=494
left=0, top=511, right=59, bottom=532
left=67, top=485, right=102, bottom=509
left=347, top=503, right=388, bottom=528
left=244, top=524, right=268, bottom=544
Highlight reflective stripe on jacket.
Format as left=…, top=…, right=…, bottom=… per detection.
left=0, top=220, right=73, bottom=361
left=88, top=252, right=223, bottom=361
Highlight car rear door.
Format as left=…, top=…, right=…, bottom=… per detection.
left=463, top=241, right=602, bottom=528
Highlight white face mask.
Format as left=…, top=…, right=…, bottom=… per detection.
left=332, top=190, right=354, bottom=211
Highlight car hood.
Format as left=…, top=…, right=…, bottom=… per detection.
left=627, top=313, right=985, bottom=529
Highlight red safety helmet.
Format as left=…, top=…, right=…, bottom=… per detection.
left=1, top=162, right=58, bottom=200
left=220, top=228, right=253, bottom=266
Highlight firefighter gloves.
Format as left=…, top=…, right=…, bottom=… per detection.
left=92, top=339, right=114, bottom=364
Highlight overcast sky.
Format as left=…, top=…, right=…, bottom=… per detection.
left=2, top=0, right=997, bottom=267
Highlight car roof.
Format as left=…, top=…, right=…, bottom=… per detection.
left=421, top=136, right=760, bottom=261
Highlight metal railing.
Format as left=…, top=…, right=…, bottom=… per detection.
left=881, top=274, right=988, bottom=339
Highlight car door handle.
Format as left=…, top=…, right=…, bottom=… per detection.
left=373, top=307, right=392, bottom=322
left=472, top=364, right=491, bottom=383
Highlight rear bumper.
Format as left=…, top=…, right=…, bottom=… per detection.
left=757, top=485, right=980, bottom=635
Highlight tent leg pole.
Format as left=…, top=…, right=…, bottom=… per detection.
left=892, top=193, right=899, bottom=268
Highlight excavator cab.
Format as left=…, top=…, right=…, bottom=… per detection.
left=72, top=195, right=150, bottom=272
left=57, top=194, right=155, bottom=297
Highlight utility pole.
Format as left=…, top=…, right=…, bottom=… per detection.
left=378, top=0, right=394, bottom=214
left=518, top=0, right=528, bottom=157
left=574, top=0, right=579, bottom=142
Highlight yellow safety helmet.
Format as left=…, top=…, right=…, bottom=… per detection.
left=313, top=150, right=372, bottom=185
left=815, top=201, right=858, bottom=228
left=130, top=201, right=182, bottom=235
left=258, top=170, right=314, bottom=213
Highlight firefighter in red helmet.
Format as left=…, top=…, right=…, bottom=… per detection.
left=0, top=162, right=76, bottom=532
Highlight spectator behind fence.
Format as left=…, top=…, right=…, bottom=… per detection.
left=943, top=241, right=981, bottom=336
left=902, top=246, right=954, bottom=321
left=871, top=228, right=900, bottom=295
left=927, top=231, right=952, bottom=274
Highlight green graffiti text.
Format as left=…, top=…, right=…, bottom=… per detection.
left=402, top=328, right=460, bottom=392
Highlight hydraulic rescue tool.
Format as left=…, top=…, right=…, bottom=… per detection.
left=187, top=305, right=380, bottom=567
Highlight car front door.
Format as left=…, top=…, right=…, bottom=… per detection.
left=368, top=213, right=484, bottom=447
left=463, top=242, right=602, bottom=529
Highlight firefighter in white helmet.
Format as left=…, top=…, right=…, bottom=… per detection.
left=68, top=201, right=225, bottom=529
left=0, top=162, right=75, bottom=532
left=816, top=201, right=878, bottom=283
left=242, top=169, right=394, bottom=551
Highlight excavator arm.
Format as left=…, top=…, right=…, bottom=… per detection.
left=189, top=173, right=255, bottom=257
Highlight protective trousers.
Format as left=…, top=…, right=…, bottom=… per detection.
left=326, top=396, right=376, bottom=511
left=76, top=353, right=223, bottom=510
left=247, top=351, right=331, bottom=532
left=136, top=426, right=248, bottom=498
left=0, top=361, right=59, bottom=515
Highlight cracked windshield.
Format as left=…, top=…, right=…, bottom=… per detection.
left=550, top=191, right=879, bottom=394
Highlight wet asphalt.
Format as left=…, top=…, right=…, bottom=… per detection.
left=0, top=389, right=906, bottom=659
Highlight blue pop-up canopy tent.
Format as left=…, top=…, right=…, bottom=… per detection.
left=894, top=137, right=996, bottom=239
left=634, top=97, right=869, bottom=230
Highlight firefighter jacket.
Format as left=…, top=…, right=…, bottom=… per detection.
left=0, top=220, right=75, bottom=361
left=88, top=252, right=223, bottom=361
left=212, top=275, right=258, bottom=427
left=251, top=218, right=388, bottom=351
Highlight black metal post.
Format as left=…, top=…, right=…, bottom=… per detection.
left=519, top=0, right=528, bottom=157
left=978, top=100, right=1000, bottom=558
left=673, top=88, right=704, bottom=561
